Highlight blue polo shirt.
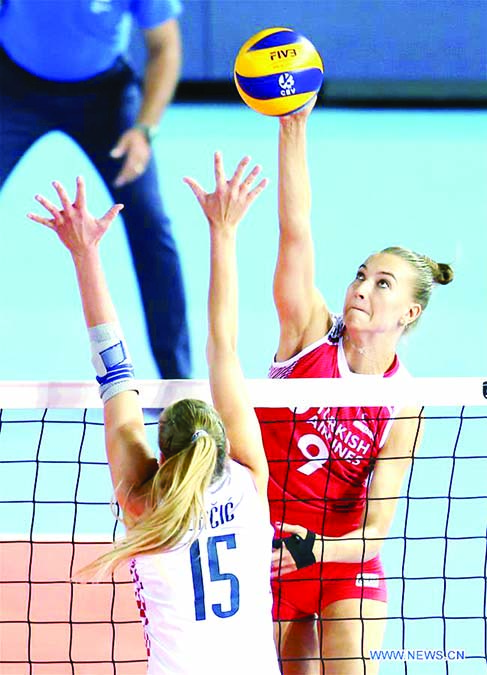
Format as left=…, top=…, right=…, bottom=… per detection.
left=0, top=0, right=182, bottom=81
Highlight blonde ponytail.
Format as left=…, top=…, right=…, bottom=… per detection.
left=79, top=399, right=227, bottom=579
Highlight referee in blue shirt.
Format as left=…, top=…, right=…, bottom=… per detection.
left=0, top=0, right=190, bottom=380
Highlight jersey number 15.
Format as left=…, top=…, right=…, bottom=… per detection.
left=189, top=534, right=240, bottom=621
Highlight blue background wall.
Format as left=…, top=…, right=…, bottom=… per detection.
left=176, top=0, right=487, bottom=81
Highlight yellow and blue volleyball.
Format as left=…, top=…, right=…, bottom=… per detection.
left=234, top=27, right=324, bottom=116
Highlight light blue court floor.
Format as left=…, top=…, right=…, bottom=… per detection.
left=0, top=105, right=486, bottom=674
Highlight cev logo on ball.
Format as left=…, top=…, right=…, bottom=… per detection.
left=278, top=73, right=296, bottom=96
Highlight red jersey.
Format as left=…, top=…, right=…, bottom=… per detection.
left=256, top=315, right=410, bottom=537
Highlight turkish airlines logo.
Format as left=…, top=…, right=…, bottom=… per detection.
left=296, top=407, right=373, bottom=474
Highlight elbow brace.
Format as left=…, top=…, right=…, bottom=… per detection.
left=89, top=323, right=136, bottom=403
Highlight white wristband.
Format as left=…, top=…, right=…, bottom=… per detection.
left=88, top=323, right=136, bottom=403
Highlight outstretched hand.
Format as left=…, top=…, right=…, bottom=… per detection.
left=183, top=152, right=268, bottom=230
left=28, top=177, right=124, bottom=258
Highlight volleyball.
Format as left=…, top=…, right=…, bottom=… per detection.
left=234, top=27, right=324, bottom=116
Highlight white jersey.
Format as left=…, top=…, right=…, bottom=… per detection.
left=131, top=459, right=280, bottom=675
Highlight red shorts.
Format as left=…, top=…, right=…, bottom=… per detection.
left=272, top=555, right=387, bottom=621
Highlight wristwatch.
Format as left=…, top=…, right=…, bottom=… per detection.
left=133, top=122, right=159, bottom=144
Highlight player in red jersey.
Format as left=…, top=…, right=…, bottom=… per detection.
left=259, top=100, right=454, bottom=674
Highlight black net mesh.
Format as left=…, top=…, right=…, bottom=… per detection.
left=0, top=381, right=485, bottom=675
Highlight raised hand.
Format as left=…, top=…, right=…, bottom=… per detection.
left=279, top=94, right=317, bottom=130
left=28, top=176, right=124, bottom=258
left=183, top=151, right=268, bottom=230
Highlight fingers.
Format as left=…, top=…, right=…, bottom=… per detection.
left=183, top=154, right=267, bottom=230
left=52, top=180, right=73, bottom=215
left=74, top=176, right=86, bottom=210
left=183, top=176, right=207, bottom=204
left=111, top=131, right=149, bottom=188
left=28, top=185, right=68, bottom=231
left=32, top=178, right=81, bottom=225
left=270, top=548, right=296, bottom=579
left=241, top=162, right=260, bottom=186
left=100, top=203, right=124, bottom=226
left=234, top=159, right=268, bottom=200
left=30, top=178, right=121, bottom=234
left=113, top=160, right=146, bottom=188
left=230, top=157, right=264, bottom=196
left=276, top=522, right=304, bottom=536
left=248, top=176, right=269, bottom=201
left=26, top=212, right=56, bottom=229
left=214, top=151, right=226, bottom=190
left=280, top=95, right=317, bottom=127
left=33, top=193, right=61, bottom=220
left=109, top=136, right=128, bottom=160
left=231, top=155, right=251, bottom=186
left=212, top=152, right=267, bottom=195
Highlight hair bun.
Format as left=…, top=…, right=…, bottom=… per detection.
left=434, top=262, right=454, bottom=285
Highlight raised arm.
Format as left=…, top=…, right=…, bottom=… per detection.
left=184, top=153, right=269, bottom=500
left=28, top=178, right=158, bottom=518
left=274, top=103, right=331, bottom=361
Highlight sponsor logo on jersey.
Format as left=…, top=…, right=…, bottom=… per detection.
left=297, top=407, right=374, bottom=474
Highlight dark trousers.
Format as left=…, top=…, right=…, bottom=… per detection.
left=0, top=48, right=191, bottom=379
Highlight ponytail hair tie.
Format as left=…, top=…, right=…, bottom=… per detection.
left=191, top=429, right=209, bottom=442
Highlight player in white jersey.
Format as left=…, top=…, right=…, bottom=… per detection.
left=29, top=153, right=280, bottom=675
left=131, top=458, right=276, bottom=674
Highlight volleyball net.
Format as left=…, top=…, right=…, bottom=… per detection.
left=1, top=378, right=486, bottom=675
